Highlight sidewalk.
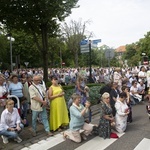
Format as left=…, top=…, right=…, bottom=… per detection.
left=0, top=109, right=100, bottom=150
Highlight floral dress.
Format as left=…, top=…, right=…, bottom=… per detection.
left=98, top=101, right=112, bottom=139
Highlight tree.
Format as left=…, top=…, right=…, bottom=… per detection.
left=61, top=19, right=91, bottom=67
left=0, top=0, right=79, bottom=82
left=122, top=31, right=150, bottom=66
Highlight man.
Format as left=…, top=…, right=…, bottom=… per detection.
left=29, top=75, right=53, bottom=137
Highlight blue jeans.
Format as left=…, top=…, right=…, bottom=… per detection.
left=0, top=123, right=24, bottom=139
left=32, top=107, right=50, bottom=132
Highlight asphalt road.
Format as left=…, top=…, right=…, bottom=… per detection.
left=47, top=101, right=150, bottom=150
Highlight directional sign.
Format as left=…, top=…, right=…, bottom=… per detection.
left=80, top=40, right=88, bottom=45
left=80, top=40, right=89, bottom=53
left=91, top=39, right=101, bottom=48
left=80, top=39, right=101, bottom=53
left=105, top=49, right=115, bottom=59
left=92, top=39, right=101, bottom=45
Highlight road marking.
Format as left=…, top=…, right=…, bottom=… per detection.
left=21, top=134, right=65, bottom=150
left=21, top=132, right=124, bottom=150
left=75, top=132, right=124, bottom=150
left=134, top=138, right=150, bottom=150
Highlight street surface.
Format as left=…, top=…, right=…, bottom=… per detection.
left=0, top=101, right=150, bottom=150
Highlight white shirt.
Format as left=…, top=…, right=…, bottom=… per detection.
left=0, top=108, right=21, bottom=131
left=137, top=83, right=145, bottom=92
left=138, top=71, right=146, bottom=82
left=130, top=86, right=138, bottom=96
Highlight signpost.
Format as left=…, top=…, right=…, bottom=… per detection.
left=80, top=39, right=101, bottom=53
left=80, top=39, right=101, bottom=83
left=80, top=40, right=89, bottom=53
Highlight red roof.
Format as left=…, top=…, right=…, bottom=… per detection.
left=115, top=46, right=126, bottom=53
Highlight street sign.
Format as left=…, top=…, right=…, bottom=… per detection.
left=105, top=49, right=114, bottom=59
left=91, top=39, right=101, bottom=48
left=24, top=62, right=29, bottom=67
left=80, top=39, right=101, bottom=53
left=92, top=39, right=101, bottom=45
left=80, top=40, right=89, bottom=53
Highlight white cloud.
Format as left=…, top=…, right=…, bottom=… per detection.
left=65, top=0, right=150, bottom=48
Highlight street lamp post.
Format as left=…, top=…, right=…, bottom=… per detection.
left=7, top=35, right=15, bottom=72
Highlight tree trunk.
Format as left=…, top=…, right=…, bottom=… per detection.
left=41, top=24, right=48, bottom=83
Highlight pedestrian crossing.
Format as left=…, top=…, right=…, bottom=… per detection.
left=21, top=134, right=65, bottom=150
left=21, top=131, right=124, bottom=150
left=75, top=132, right=124, bottom=150
left=134, top=138, right=150, bottom=150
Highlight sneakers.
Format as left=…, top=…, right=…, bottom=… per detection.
left=14, top=136, right=22, bottom=143
left=1, top=135, right=9, bottom=144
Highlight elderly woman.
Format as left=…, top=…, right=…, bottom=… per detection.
left=63, top=93, right=93, bottom=143
left=130, top=80, right=142, bottom=104
left=115, top=92, right=129, bottom=133
left=97, top=92, right=114, bottom=139
left=0, top=99, right=24, bottom=144
left=8, top=74, right=28, bottom=123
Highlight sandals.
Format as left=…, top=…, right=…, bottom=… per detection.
left=58, top=128, right=62, bottom=132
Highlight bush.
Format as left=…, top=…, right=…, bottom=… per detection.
left=64, top=84, right=103, bottom=106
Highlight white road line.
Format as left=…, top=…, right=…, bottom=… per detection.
left=134, top=138, right=150, bottom=150
left=21, top=133, right=65, bottom=150
left=75, top=132, right=124, bottom=150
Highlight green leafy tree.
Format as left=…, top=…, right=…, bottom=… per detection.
left=61, top=19, right=91, bottom=67
left=0, top=0, right=79, bottom=82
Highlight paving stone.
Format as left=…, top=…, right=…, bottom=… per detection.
left=30, top=139, right=40, bottom=144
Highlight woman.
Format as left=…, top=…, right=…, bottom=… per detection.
left=63, top=93, right=93, bottom=143
left=75, top=75, right=86, bottom=105
left=8, top=74, right=28, bottom=124
left=115, top=92, right=129, bottom=133
left=98, top=92, right=114, bottom=139
left=113, top=68, right=122, bottom=92
left=130, top=80, right=142, bottom=104
left=0, top=99, right=24, bottom=144
left=122, top=86, right=132, bottom=123
left=48, top=76, right=69, bottom=131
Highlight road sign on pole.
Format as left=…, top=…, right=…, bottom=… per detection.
left=105, top=49, right=114, bottom=59
left=80, top=40, right=89, bottom=53
left=24, top=62, right=29, bottom=67
left=80, top=39, right=101, bottom=53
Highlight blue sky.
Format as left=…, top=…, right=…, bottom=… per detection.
left=65, top=0, right=150, bottom=48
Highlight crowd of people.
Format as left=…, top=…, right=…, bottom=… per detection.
left=0, top=65, right=150, bottom=144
